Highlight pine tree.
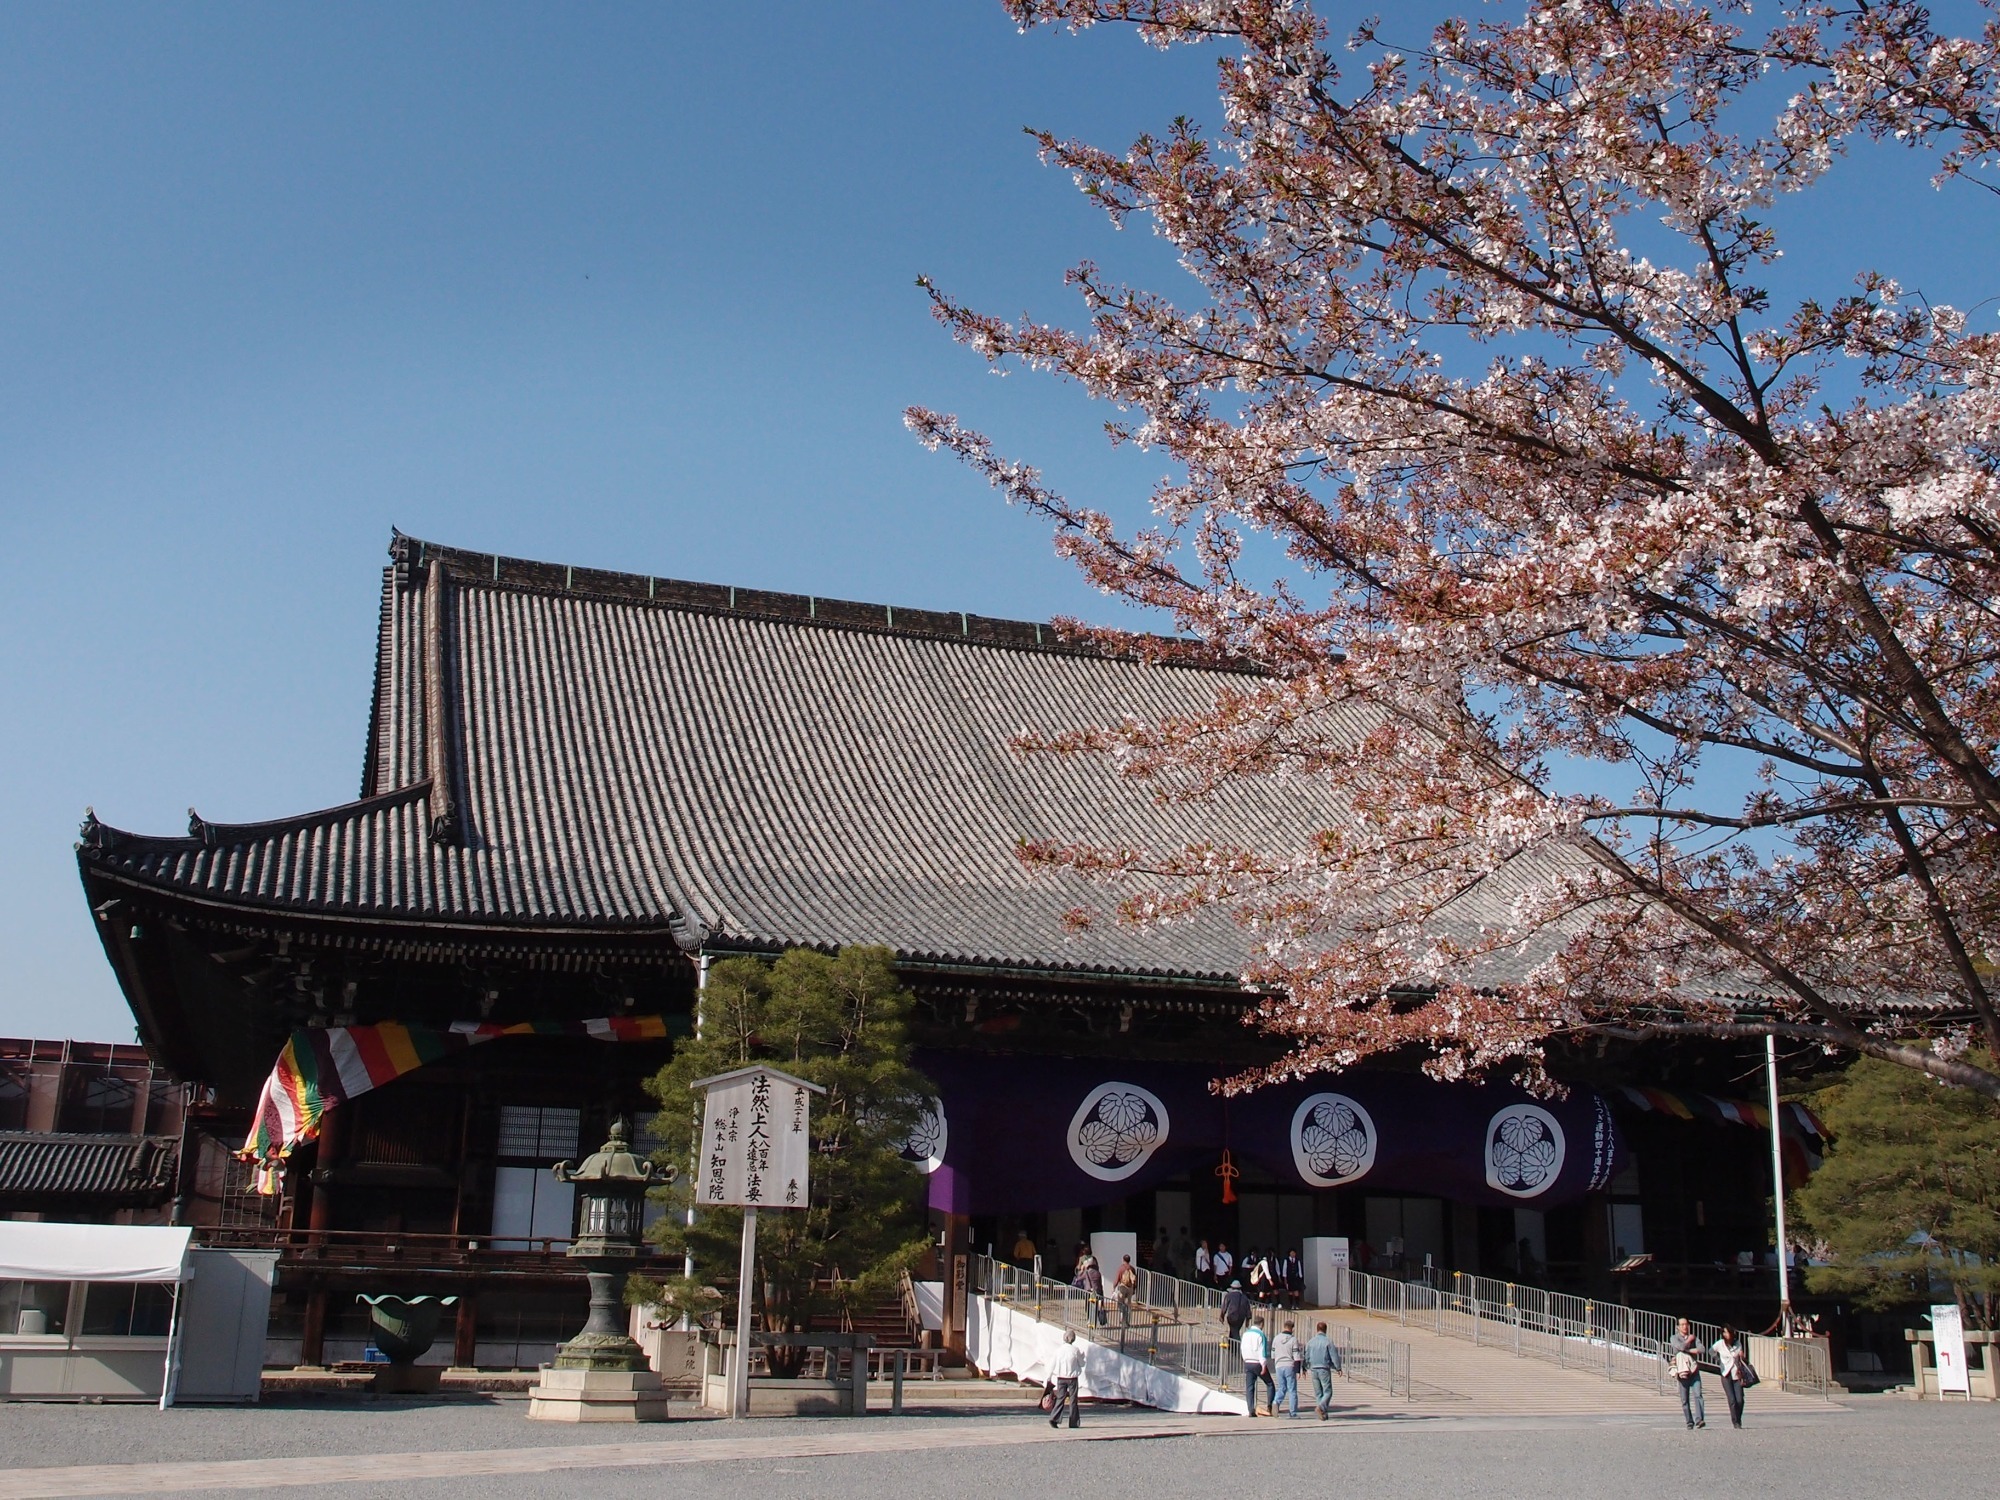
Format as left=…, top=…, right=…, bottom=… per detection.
left=1793, top=1056, right=2000, bottom=1328
left=632, top=947, right=932, bottom=1371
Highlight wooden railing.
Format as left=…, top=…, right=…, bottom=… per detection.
left=194, top=1225, right=673, bottom=1273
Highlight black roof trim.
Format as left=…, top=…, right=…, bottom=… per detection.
left=388, top=530, right=1256, bottom=673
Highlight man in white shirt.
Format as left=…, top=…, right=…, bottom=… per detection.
left=1240, top=1316, right=1273, bottom=1416
left=1214, top=1242, right=1235, bottom=1284
left=1048, top=1330, right=1086, bottom=1428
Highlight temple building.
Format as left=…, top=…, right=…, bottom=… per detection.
left=73, top=532, right=1820, bottom=1367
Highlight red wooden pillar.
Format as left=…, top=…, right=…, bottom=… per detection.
left=452, top=1294, right=479, bottom=1368
left=300, top=1281, right=328, bottom=1368
left=306, top=1109, right=345, bottom=1239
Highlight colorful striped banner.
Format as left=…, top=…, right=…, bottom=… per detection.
left=236, top=1015, right=668, bottom=1193
left=1616, top=1085, right=1825, bottom=1140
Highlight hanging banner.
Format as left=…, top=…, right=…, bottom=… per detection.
left=693, top=1065, right=819, bottom=1209
left=236, top=1016, right=669, bottom=1193
left=906, top=1050, right=1621, bottom=1216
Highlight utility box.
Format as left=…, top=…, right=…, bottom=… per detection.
left=1302, top=1237, right=1350, bottom=1307
left=175, top=1249, right=278, bottom=1403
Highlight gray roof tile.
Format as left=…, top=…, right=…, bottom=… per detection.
left=77, top=534, right=1531, bottom=984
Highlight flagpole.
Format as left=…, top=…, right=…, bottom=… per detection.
left=1765, top=1032, right=1792, bottom=1330
left=732, top=1205, right=757, bottom=1418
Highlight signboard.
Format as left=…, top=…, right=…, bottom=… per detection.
left=688, top=1064, right=823, bottom=1422
left=1933, top=1303, right=1971, bottom=1396
left=695, top=1067, right=815, bottom=1209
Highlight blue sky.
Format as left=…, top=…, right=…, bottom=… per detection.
left=1, top=2, right=1990, bottom=1043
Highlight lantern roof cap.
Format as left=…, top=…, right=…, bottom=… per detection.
left=553, top=1118, right=660, bottom=1185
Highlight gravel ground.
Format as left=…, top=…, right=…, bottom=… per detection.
left=0, top=1392, right=1992, bottom=1499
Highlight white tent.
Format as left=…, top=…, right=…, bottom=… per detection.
left=0, top=1223, right=192, bottom=1407
left=0, top=1222, right=191, bottom=1283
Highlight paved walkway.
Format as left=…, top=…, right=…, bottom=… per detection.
left=0, top=1414, right=1282, bottom=1499
left=1314, top=1306, right=1836, bottom=1417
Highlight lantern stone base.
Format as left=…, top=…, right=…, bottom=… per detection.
left=526, top=1367, right=672, bottom=1422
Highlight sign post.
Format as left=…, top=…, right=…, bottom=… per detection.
left=688, top=1065, right=824, bottom=1419
left=1932, top=1303, right=1971, bottom=1398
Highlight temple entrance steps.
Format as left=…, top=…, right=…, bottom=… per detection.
left=972, top=1258, right=1843, bottom=1419
left=1303, top=1303, right=1833, bottom=1416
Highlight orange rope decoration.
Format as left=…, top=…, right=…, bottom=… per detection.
left=1214, top=1148, right=1240, bottom=1205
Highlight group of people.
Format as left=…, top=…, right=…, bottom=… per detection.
left=1667, top=1317, right=1758, bottom=1429
left=1239, top=1315, right=1346, bottom=1419
left=1192, top=1241, right=1306, bottom=1307
left=1065, top=1248, right=1142, bottom=1329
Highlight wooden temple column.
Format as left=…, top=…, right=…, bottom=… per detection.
left=299, top=1110, right=346, bottom=1367
left=940, top=1212, right=972, bottom=1362
left=299, top=1279, right=328, bottom=1369
left=305, top=1108, right=345, bottom=1239
left=452, top=1294, right=479, bottom=1369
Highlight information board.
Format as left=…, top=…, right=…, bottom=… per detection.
left=1933, top=1303, right=1971, bottom=1395
left=696, top=1067, right=814, bottom=1209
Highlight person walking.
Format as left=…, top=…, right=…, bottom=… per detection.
left=1304, top=1320, right=1342, bottom=1420
left=1712, top=1325, right=1753, bottom=1428
left=1075, top=1255, right=1107, bottom=1327
left=1194, top=1239, right=1213, bottom=1287
left=1113, top=1254, right=1139, bottom=1328
left=1213, top=1242, right=1235, bottom=1286
left=1247, top=1249, right=1274, bottom=1305
left=1282, top=1249, right=1305, bottom=1309
left=1047, top=1329, right=1085, bottom=1428
left=1240, top=1316, right=1273, bottom=1416
left=1221, top=1279, right=1252, bottom=1343
left=1271, top=1319, right=1303, bottom=1418
left=1667, top=1317, right=1707, bottom=1429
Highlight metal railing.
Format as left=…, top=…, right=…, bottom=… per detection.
left=1331, top=1265, right=1832, bottom=1400
left=976, top=1256, right=1412, bottom=1400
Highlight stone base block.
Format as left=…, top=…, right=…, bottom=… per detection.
left=526, top=1367, right=672, bottom=1422
left=367, top=1364, right=444, bottom=1395
left=701, top=1372, right=858, bottom=1416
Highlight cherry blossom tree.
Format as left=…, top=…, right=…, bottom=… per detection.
left=909, top=1, right=2000, bottom=1097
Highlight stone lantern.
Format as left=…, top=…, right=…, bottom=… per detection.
left=525, top=1117, right=675, bottom=1422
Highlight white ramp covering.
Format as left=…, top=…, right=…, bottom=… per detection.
left=967, top=1296, right=1245, bottom=1416
left=0, top=1223, right=191, bottom=1282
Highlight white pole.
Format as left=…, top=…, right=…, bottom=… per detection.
left=1765, top=1032, right=1793, bottom=1327
left=157, top=1280, right=184, bottom=1412
left=683, top=954, right=711, bottom=1331
left=732, top=1205, right=757, bottom=1419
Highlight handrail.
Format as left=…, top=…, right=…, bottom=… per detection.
left=191, top=1224, right=674, bottom=1272
left=1331, top=1265, right=1832, bottom=1400
left=975, top=1255, right=1412, bottom=1401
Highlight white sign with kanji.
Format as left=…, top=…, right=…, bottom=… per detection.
left=1933, top=1303, right=1971, bottom=1395
left=695, top=1067, right=814, bottom=1209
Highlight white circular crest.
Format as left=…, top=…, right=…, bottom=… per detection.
left=897, top=1096, right=948, bottom=1175
left=1485, top=1103, right=1566, bottom=1198
left=1290, top=1093, right=1378, bottom=1187
left=1066, top=1082, right=1170, bottom=1182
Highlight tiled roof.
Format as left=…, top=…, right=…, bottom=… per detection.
left=75, top=533, right=1575, bottom=984
left=0, top=1131, right=179, bottom=1204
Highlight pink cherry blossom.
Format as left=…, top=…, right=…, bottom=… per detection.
left=911, top=1, right=2000, bottom=1098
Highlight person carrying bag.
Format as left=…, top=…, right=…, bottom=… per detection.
left=1667, top=1317, right=1707, bottom=1429
left=1712, top=1325, right=1756, bottom=1428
